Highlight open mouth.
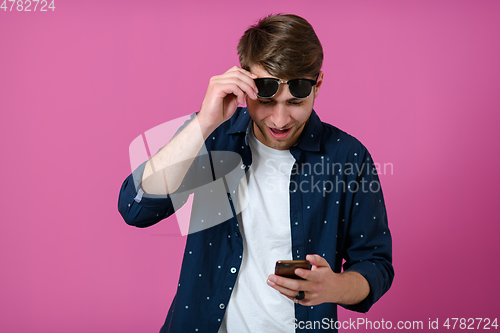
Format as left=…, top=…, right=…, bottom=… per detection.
left=268, top=127, right=291, bottom=139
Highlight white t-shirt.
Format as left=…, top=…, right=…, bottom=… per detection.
left=218, top=126, right=296, bottom=333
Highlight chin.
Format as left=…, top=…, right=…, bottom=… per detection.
left=269, top=141, right=289, bottom=149
left=264, top=133, right=295, bottom=150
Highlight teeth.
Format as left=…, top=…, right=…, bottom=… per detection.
left=270, top=128, right=289, bottom=136
left=269, top=127, right=290, bottom=136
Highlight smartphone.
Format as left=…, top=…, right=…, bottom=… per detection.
left=275, top=260, right=310, bottom=279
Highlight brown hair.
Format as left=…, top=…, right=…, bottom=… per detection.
left=237, top=14, right=323, bottom=80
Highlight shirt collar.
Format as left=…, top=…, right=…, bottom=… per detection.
left=226, top=107, right=323, bottom=152
left=295, top=109, right=322, bottom=152
left=226, top=108, right=251, bottom=135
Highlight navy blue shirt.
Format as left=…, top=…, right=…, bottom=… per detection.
left=118, top=107, right=394, bottom=332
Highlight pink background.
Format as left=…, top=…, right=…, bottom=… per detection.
left=1, top=0, right=499, bottom=332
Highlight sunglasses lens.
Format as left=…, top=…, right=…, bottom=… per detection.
left=289, top=80, right=314, bottom=99
left=255, top=78, right=279, bottom=98
left=255, top=78, right=317, bottom=98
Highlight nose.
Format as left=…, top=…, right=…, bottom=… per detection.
left=269, top=104, right=291, bottom=129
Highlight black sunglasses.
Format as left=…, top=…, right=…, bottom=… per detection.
left=254, top=75, right=318, bottom=99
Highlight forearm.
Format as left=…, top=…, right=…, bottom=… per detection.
left=141, top=115, right=216, bottom=195
left=332, top=271, right=370, bottom=306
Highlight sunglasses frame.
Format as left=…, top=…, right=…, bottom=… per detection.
left=254, top=74, right=319, bottom=99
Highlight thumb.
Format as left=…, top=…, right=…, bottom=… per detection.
left=306, top=254, right=330, bottom=268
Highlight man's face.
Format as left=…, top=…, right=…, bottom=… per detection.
left=246, top=65, right=323, bottom=150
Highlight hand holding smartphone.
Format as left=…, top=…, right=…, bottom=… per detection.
left=275, top=260, right=310, bottom=279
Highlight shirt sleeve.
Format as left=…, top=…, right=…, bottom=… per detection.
left=117, top=114, right=198, bottom=228
left=340, top=149, right=394, bottom=313
left=118, top=160, right=187, bottom=228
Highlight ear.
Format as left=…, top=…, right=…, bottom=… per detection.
left=313, top=71, right=324, bottom=97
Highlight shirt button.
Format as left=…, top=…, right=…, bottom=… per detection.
left=230, top=267, right=237, bottom=274
left=240, top=164, right=246, bottom=169
left=219, top=303, right=225, bottom=310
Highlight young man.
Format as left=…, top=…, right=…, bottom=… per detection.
left=119, top=14, right=393, bottom=333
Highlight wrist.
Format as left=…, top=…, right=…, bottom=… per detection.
left=194, top=113, right=219, bottom=140
left=332, top=271, right=370, bottom=305
left=195, top=112, right=221, bottom=139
